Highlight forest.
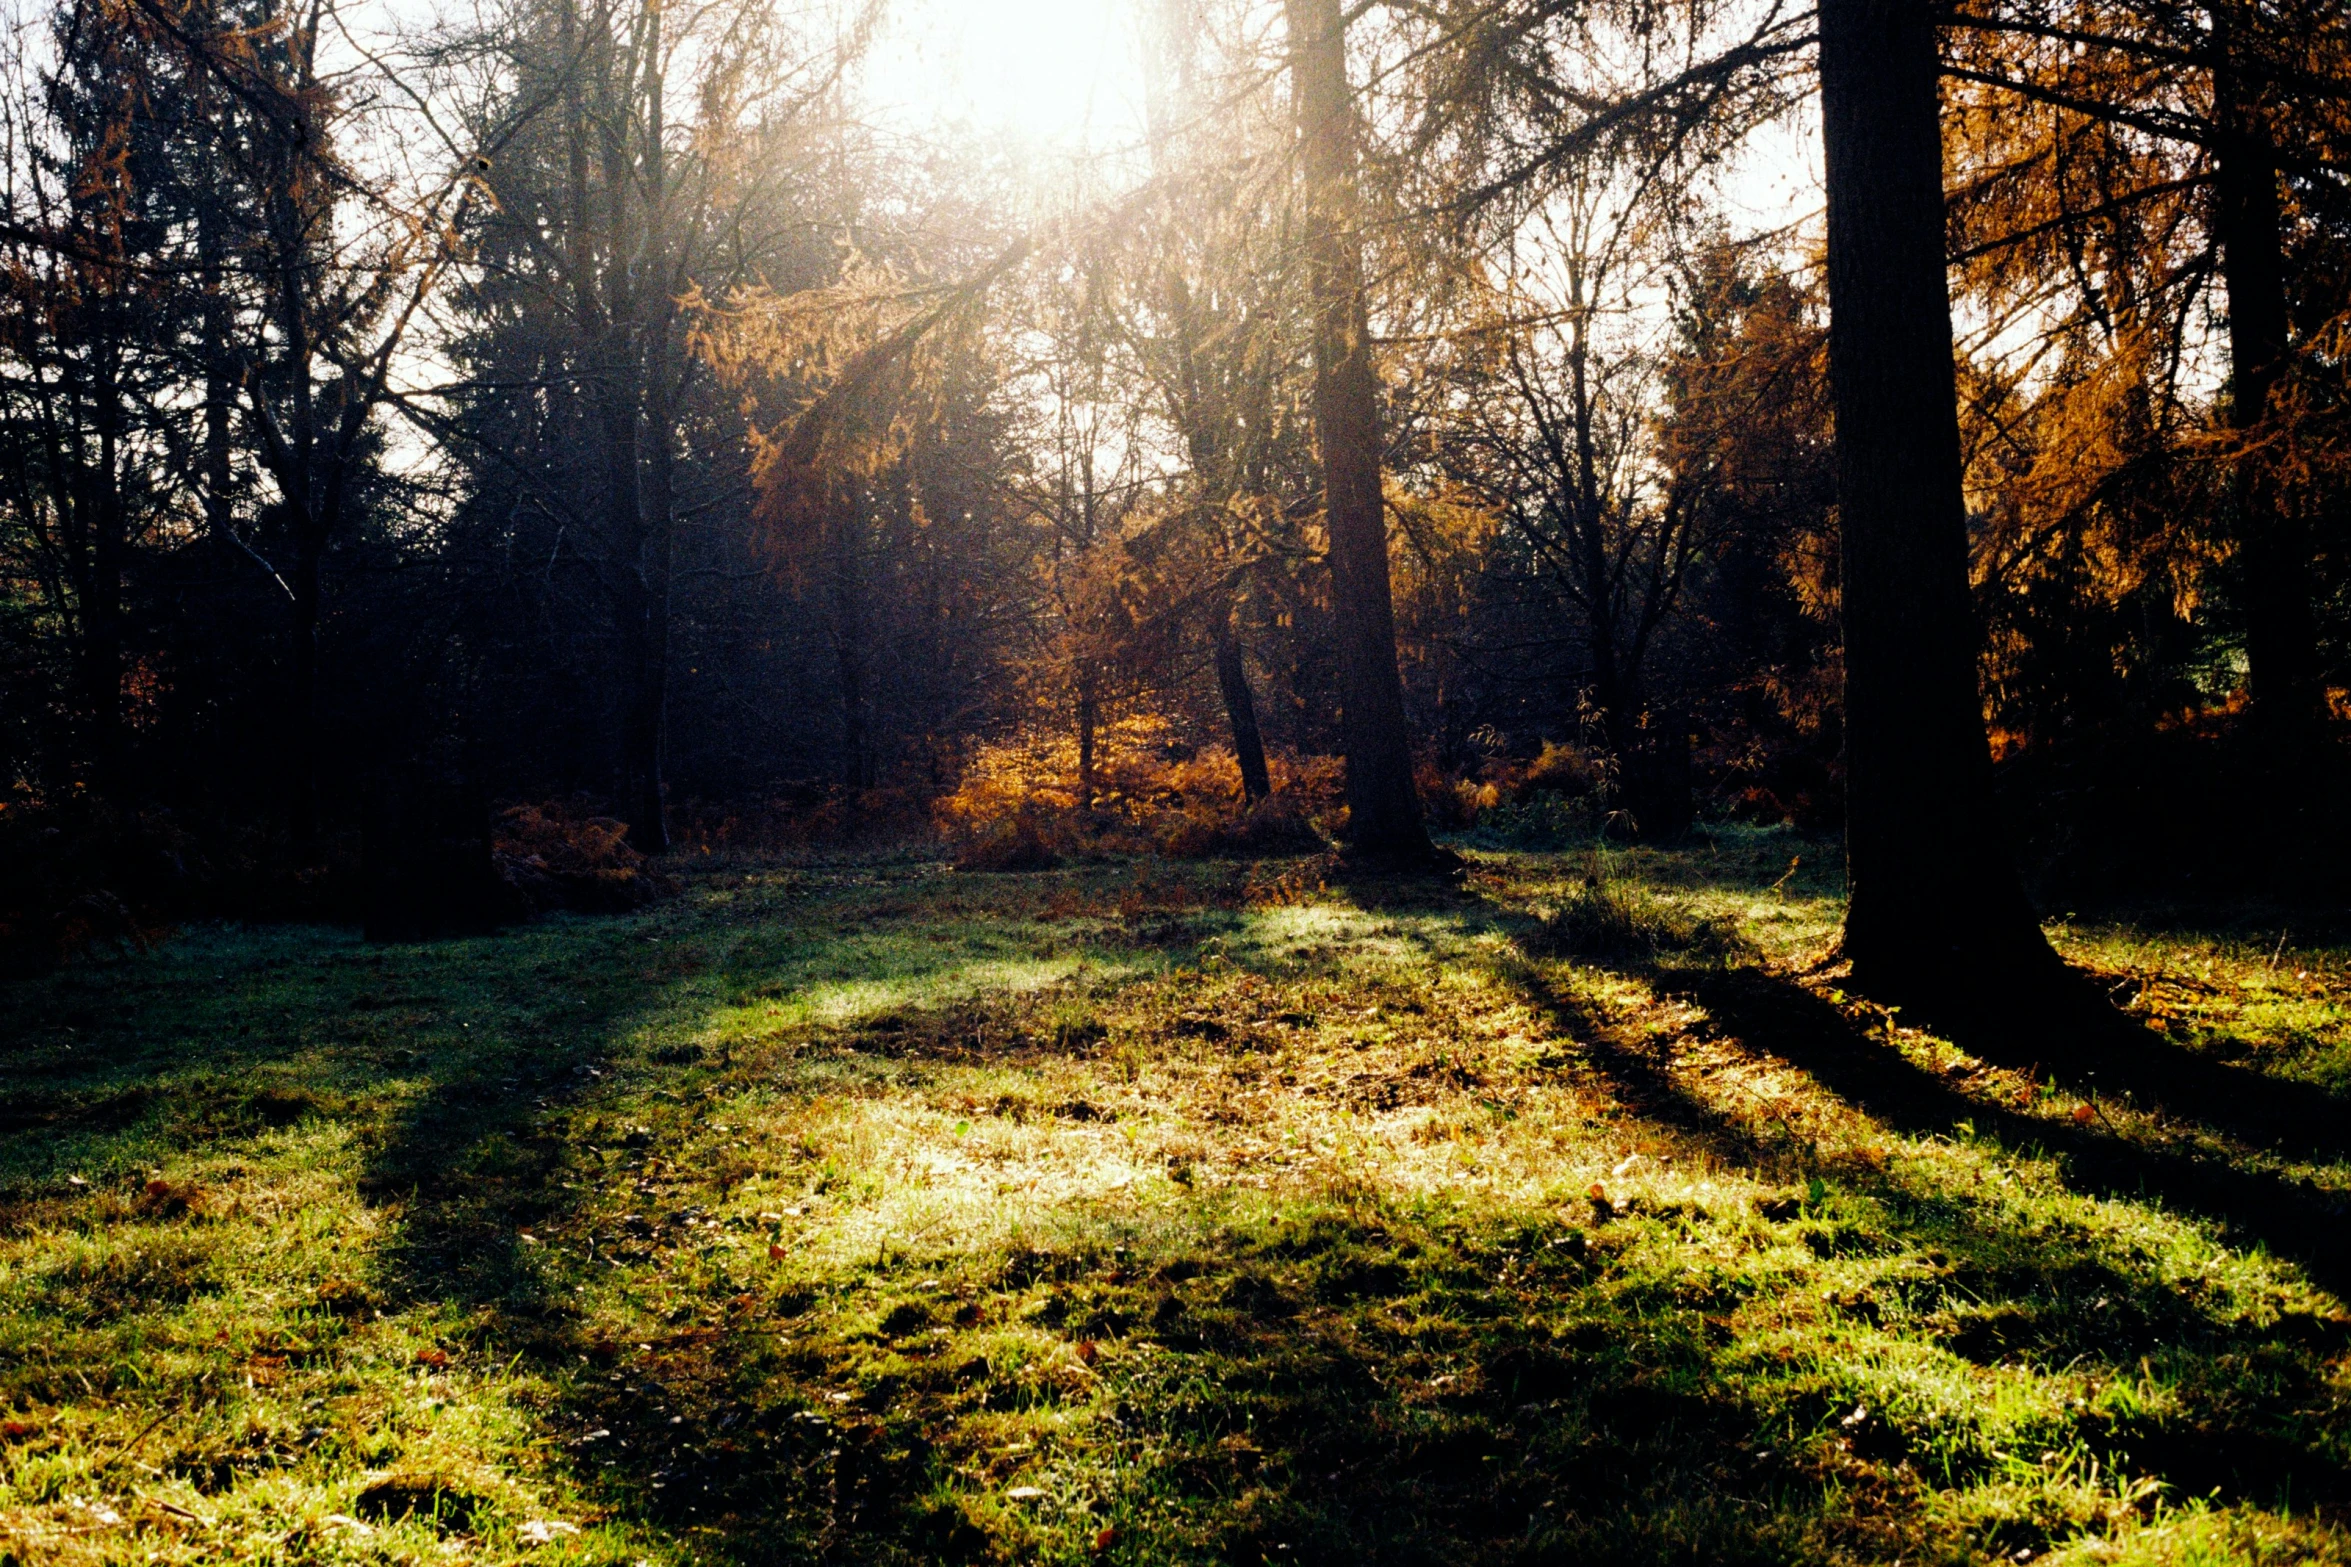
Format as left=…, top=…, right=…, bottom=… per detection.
left=2, top=0, right=2350, bottom=1562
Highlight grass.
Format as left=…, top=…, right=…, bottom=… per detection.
left=1, top=827, right=2347, bottom=1565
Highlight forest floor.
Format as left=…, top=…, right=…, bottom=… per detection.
left=3, top=828, right=2350, bottom=1566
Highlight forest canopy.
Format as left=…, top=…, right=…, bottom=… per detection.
left=1, top=0, right=2346, bottom=968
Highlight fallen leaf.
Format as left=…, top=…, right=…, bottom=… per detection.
left=323, top=1513, right=373, bottom=1536
left=1005, top=1485, right=1045, bottom=1501
left=2072, top=1104, right=2096, bottom=1125
left=1075, top=1339, right=1099, bottom=1366
left=518, top=1232, right=542, bottom=1246
left=769, top=1244, right=787, bottom=1261
left=415, top=1348, right=450, bottom=1369
left=1587, top=1183, right=1607, bottom=1202
left=1, top=1420, right=38, bottom=1440
left=518, top=1519, right=581, bottom=1544
left=1093, top=1525, right=1119, bottom=1551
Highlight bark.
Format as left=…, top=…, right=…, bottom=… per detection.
left=1076, top=669, right=1099, bottom=810
left=82, top=347, right=127, bottom=798
left=271, top=206, right=324, bottom=850
left=1212, top=610, right=1273, bottom=802
left=199, top=206, right=235, bottom=547
left=1283, top=0, right=1431, bottom=861
left=2212, top=24, right=2318, bottom=737
left=831, top=502, right=872, bottom=792
left=1817, top=0, right=2063, bottom=1000
left=622, top=344, right=677, bottom=852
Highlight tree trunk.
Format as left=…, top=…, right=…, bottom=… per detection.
left=288, top=525, right=323, bottom=847
left=1283, top=0, right=1431, bottom=862
left=625, top=342, right=678, bottom=853
left=83, top=351, right=127, bottom=800
left=1212, top=610, right=1273, bottom=802
left=1817, top=0, right=2062, bottom=1000
left=2212, top=30, right=2318, bottom=737
left=1076, top=668, right=1099, bottom=810
left=1563, top=271, right=1632, bottom=761
left=831, top=502, right=872, bottom=792
left=199, top=211, right=236, bottom=548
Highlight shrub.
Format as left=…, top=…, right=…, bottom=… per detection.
left=1523, top=739, right=1608, bottom=799
left=935, top=712, right=1341, bottom=861
left=1463, top=794, right=1596, bottom=849
left=1153, top=795, right=1326, bottom=860
left=0, top=802, right=196, bottom=974
left=953, top=814, right=1059, bottom=873
left=493, top=802, right=674, bottom=914
left=1530, top=866, right=1739, bottom=963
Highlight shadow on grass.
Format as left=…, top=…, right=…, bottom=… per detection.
left=342, top=876, right=1841, bottom=1565
left=1903, top=975, right=2351, bottom=1168
left=1667, top=968, right=2351, bottom=1294
left=10, top=854, right=2349, bottom=1564
left=1477, top=937, right=2351, bottom=1512
left=356, top=858, right=2351, bottom=1562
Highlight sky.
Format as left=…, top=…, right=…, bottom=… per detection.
left=851, top=0, right=1822, bottom=244
left=855, top=0, right=1152, bottom=155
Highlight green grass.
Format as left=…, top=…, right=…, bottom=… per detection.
left=1, top=831, right=2347, bottom=1564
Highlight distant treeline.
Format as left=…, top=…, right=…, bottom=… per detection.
left=1, top=0, right=2346, bottom=928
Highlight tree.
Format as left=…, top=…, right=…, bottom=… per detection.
left=0, top=0, right=180, bottom=801
left=1816, top=0, right=2065, bottom=999
left=440, top=0, right=870, bottom=850
left=1944, top=0, right=2351, bottom=745
left=1283, top=0, right=1432, bottom=861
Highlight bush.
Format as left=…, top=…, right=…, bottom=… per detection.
left=1462, top=794, right=1597, bottom=849
left=1523, top=739, right=1607, bottom=798
left=1530, top=868, right=1739, bottom=963
left=0, top=802, right=202, bottom=974
left=935, top=713, right=1342, bottom=861
left=953, top=814, right=1059, bottom=873
left=1153, top=795, right=1327, bottom=860
left=492, top=802, right=674, bottom=915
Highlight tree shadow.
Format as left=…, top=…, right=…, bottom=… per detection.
left=1661, top=968, right=2351, bottom=1285
left=24, top=858, right=2351, bottom=1563
left=1882, top=971, right=2351, bottom=1169
left=1475, top=949, right=2351, bottom=1510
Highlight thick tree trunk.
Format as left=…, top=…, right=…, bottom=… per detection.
left=1212, top=610, right=1273, bottom=803
left=82, top=355, right=127, bottom=800
left=598, top=359, right=671, bottom=852
left=1283, top=0, right=1431, bottom=862
left=2212, top=43, right=2317, bottom=735
left=288, top=529, right=323, bottom=848
left=626, top=347, right=678, bottom=853
left=1817, top=0, right=2062, bottom=1000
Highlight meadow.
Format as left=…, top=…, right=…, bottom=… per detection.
left=2, top=831, right=2346, bottom=1565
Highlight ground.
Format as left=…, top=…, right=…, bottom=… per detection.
left=2, top=829, right=2348, bottom=1566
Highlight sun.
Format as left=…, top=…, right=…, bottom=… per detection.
left=861, top=0, right=1144, bottom=151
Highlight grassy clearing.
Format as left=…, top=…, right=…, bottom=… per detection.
left=2, top=829, right=2347, bottom=1565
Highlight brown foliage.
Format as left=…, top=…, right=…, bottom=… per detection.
left=492, top=803, right=675, bottom=915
